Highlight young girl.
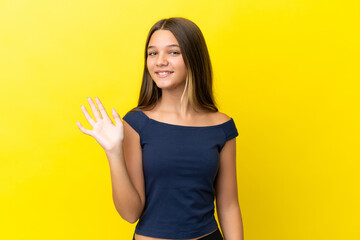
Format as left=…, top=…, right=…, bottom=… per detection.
left=77, top=17, right=244, bottom=240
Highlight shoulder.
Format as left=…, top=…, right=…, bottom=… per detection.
left=215, top=111, right=232, bottom=123
left=122, top=109, right=148, bottom=134
left=205, top=111, right=232, bottom=125
left=123, top=109, right=141, bottom=121
left=215, top=112, right=238, bottom=141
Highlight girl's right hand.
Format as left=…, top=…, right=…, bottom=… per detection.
left=76, top=97, right=124, bottom=154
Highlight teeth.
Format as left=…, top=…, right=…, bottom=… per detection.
left=158, top=72, right=171, bottom=75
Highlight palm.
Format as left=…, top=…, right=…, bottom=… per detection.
left=95, top=118, right=123, bottom=147
left=76, top=97, right=124, bottom=153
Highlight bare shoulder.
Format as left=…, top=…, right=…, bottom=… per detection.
left=216, top=111, right=232, bottom=121
left=205, top=111, right=231, bottom=125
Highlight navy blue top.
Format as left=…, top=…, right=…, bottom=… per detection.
left=123, top=110, right=239, bottom=239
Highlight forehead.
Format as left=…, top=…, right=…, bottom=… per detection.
left=148, top=30, right=179, bottom=48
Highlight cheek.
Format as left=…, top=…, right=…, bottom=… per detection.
left=146, top=62, right=154, bottom=78
left=180, top=63, right=187, bottom=76
left=146, top=60, right=154, bottom=73
left=178, top=59, right=187, bottom=75
left=171, top=59, right=187, bottom=72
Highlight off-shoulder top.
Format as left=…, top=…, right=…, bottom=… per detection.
left=123, top=110, right=238, bottom=239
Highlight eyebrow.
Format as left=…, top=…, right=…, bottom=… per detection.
left=148, top=44, right=180, bottom=49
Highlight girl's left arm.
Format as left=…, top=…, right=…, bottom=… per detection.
left=215, top=137, right=244, bottom=240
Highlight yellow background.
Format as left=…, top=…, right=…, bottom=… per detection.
left=1, top=0, right=359, bottom=239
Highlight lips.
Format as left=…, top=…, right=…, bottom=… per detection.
left=155, top=71, right=174, bottom=78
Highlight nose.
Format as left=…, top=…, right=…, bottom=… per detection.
left=156, top=52, right=168, bottom=66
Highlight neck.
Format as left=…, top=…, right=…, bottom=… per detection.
left=156, top=83, right=194, bottom=116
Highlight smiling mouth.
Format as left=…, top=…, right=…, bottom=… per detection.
left=155, top=71, right=173, bottom=78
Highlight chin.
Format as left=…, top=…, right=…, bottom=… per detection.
left=153, top=79, right=171, bottom=86
left=153, top=78, right=185, bottom=90
left=153, top=81, right=175, bottom=89
left=155, top=84, right=173, bottom=90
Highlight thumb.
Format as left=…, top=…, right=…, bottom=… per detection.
left=111, top=108, right=122, bottom=126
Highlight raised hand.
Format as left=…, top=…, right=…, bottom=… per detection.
left=76, top=97, right=124, bottom=154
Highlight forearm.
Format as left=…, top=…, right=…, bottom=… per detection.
left=105, top=147, right=143, bottom=223
left=217, top=204, right=244, bottom=240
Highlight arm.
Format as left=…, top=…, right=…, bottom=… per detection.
left=106, top=149, right=142, bottom=223
left=76, top=97, right=145, bottom=224
left=106, top=120, right=146, bottom=224
left=215, top=137, right=244, bottom=240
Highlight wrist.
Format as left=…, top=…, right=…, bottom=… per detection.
left=104, top=143, right=123, bottom=156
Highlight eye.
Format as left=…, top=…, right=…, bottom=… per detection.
left=148, top=52, right=157, bottom=56
left=170, top=51, right=180, bottom=55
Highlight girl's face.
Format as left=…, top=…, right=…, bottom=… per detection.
left=147, top=30, right=188, bottom=90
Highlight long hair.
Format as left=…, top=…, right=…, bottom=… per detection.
left=132, top=17, right=218, bottom=113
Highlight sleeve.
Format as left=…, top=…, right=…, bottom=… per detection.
left=122, top=110, right=147, bottom=135
left=223, top=118, right=239, bottom=141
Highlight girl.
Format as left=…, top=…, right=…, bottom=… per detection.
left=77, top=17, right=244, bottom=240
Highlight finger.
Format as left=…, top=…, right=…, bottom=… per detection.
left=111, top=108, right=123, bottom=126
left=81, top=105, right=96, bottom=127
left=87, top=97, right=102, bottom=121
left=76, top=121, right=93, bottom=136
left=95, top=97, right=111, bottom=122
